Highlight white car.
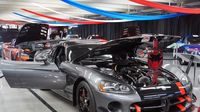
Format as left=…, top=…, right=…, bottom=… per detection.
left=64, top=34, right=81, bottom=39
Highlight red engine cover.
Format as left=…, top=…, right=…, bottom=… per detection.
left=148, top=38, right=163, bottom=70
left=147, top=38, right=163, bottom=84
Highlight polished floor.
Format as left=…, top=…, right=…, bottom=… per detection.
left=0, top=59, right=200, bottom=112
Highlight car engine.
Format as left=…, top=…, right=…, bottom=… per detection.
left=83, top=58, right=177, bottom=88
left=113, top=64, right=174, bottom=88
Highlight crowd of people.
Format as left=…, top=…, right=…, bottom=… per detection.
left=49, top=27, right=68, bottom=40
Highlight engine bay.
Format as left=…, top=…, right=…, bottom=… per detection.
left=81, top=56, right=177, bottom=88
left=112, top=65, right=176, bottom=87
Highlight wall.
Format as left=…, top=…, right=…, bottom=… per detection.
left=70, top=15, right=200, bottom=40
left=0, top=29, right=19, bottom=42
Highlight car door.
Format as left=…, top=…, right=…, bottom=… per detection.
left=59, top=61, right=79, bottom=92
left=55, top=45, right=82, bottom=93
left=1, top=54, right=66, bottom=89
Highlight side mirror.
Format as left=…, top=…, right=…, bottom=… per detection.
left=35, top=51, right=49, bottom=65
left=35, top=44, right=44, bottom=49
left=35, top=55, right=47, bottom=62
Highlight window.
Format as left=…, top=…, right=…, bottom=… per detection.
left=66, top=45, right=97, bottom=61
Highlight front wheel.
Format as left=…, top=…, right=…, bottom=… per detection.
left=76, top=81, right=96, bottom=112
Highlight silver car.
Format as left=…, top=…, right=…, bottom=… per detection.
left=1, top=37, right=196, bottom=112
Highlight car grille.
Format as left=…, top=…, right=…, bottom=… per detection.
left=130, top=95, right=194, bottom=112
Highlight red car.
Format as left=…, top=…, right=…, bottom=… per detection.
left=2, top=23, right=48, bottom=61
left=86, top=34, right=108, bottom=42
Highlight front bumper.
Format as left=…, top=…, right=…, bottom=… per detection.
left=92, top=86, right=196, bottom=112
left=93, top=90, right=141, bottom=112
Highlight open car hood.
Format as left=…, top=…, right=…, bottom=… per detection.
left=73, top=35, right=181, bottom=63
left=73, top=36, right=143, bottom=62
left=15, top=23, right=49, bottom=45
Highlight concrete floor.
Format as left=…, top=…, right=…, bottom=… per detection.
left=0, top=77, right=77, bottom=112
left=0, top=58, right=200, bottom=112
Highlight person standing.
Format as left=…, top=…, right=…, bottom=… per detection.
left=62, top=27, right=68, bottom=38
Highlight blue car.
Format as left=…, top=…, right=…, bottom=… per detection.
left=172, top=35, right=200, bottom=64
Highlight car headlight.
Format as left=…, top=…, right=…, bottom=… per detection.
left=98, top=80, right=133, bottom=94
left=163, top=64, right=191, bottom=86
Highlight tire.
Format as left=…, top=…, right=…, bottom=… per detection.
left=76, top=81, right=96, bottom=112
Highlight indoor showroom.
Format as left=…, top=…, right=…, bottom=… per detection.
left=0, top=0, right=200, bottom=112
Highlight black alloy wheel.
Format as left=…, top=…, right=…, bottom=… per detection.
left=77, top=81, right=96, bottom=112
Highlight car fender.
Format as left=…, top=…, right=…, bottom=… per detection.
left=74, top=65, right=134, bottom=92
left=163, top=64, right=185, bottom=80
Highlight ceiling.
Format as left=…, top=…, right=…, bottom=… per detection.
left=0, top=0, right=199, bottom=23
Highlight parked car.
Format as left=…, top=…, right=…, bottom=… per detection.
left=87, top=34, right=108, bottom=42
left=1, top=37, right=196, bottom=112
left=2, top=23, right=49, bottom=61
left=168, top=35, right=200, bottom=65
left=137, top=35, right=181, bottom=58
left=64, top=34, right=81, bottom=39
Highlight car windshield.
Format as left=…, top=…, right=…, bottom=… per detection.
left=67, top=44, right=98, bottom=61
left=76, top=45, right=138, bottom=65
left=77, top=45, right=138, bottom=68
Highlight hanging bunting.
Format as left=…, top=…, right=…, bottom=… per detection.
left=61, top=0, right=186, bottom=20
left=0, top=18, right=21, bottom=25
left=129, top=0, right=200, bottom=14
left=21, top=9, right=104, bottom=25
left=32, top=3, right=132, bottom=23
left=13, top=12, right=76, bottom=26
